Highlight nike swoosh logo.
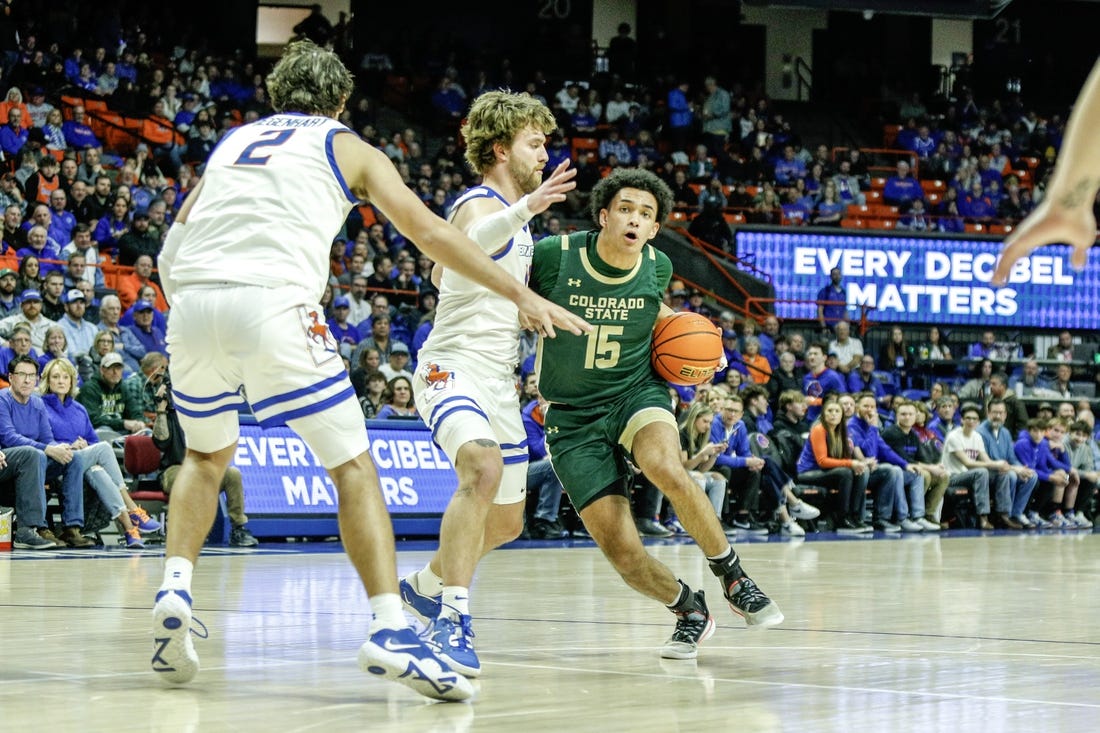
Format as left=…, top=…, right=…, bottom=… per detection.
left=383, top=638, right=424, bottom=652
left=453, top=596, right=468, bottom=602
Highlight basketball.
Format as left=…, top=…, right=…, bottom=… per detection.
left=651, top=312, right=723, bottom=385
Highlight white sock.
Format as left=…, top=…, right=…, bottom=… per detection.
left=441, top=586, right=470, bottom=619
left=414, top=563, right=443, bottom=597
left=160, top=556, right=193, bottom=594
left=369, top=593, right=406, bottom=632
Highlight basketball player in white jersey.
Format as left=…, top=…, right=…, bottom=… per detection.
left=995, top=57, right=1100, bottom=282
left=400, top=91, right=574, bottom=677
left=150, top=41, right=587, bottom=703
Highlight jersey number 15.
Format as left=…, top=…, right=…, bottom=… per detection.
left=583, top=325, right=623, bottom=369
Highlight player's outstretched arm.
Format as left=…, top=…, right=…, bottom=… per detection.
left=526, top=159, right=577, bottom=214
left=336, top=133, right=590, bottom=337
left=994, top=58, right=1100, bottom=284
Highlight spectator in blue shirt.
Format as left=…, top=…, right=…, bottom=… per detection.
left=0, top=107, right=27, bottom=157
left=815, top=268, right=847, bottom=332
left=0, top=354, right=92, bottom=547
left=978, top=398, right=1037, bottom=528
left=802, top=342, right=847, bottom=421
left=848, top=392, right=925, bottom=532
left=882, top=159, right=924, bottom=211
left=61, top=106, right=101, bottom=150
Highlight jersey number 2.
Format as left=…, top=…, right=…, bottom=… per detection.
left=583, top=325, right=623, bottom=369
left=234, top=129, right=296, bottom=165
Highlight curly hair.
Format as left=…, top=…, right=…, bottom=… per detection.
left=461, top=90, right=557, bottom=176
left=588, top=168, right=674, bottom=226
left=266, top=40, right=353, bottom=117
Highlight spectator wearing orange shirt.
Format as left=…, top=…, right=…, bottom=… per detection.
left=741, top=336, right=772, bottom=385
left=116, top=254, right=167, bottom=312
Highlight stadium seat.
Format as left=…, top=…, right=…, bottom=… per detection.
left=124, top=434, right=167, bottom=520
left=965, top=223, right=986, bottom=233
left=866, top=189, right=883, bottom=202
left=921, top=179, right=946, bottom=193
left=570, top=136, right=599, bottom=158
left=870, top=177, right=887, bottom=190
left=722, top=211, right=746, bottom=225
left=840, top=218, right=865, bottom=229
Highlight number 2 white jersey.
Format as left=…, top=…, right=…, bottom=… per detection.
left=161, top=113, right=358, bottom=302
left=419, top=185, right=533, bottom=375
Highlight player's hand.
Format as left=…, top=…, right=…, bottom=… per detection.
left=526, top=160, right=577, bottom=215
left=993, top=198, right=1098, bottom=285
left=517, top=290, right=591, bottom=338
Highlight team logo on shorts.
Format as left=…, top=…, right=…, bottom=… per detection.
left=422, top=363, right=454, bottom=390
left=298, top=307, right=339, bottom=365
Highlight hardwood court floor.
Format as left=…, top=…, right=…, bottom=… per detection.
left=1, top=531, right=1098, bottom=733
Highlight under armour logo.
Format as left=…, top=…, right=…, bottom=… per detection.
left=546, top=426, right=559, bottom=434
left=568, top=278, right=581, bottom=287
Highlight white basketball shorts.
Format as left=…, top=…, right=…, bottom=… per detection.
left=167, top=284, right=368, bottom=468
left=412, top=356, right=527, bottom=504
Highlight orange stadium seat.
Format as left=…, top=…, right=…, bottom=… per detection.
left=870, top=177, right=887, bottom=190
left=921, top=179, right=946, bottom=193
left=722, top=212, right=746, bottom=225
left=840, top=218, right=865, bottom=229
left=866, top=189, right=883, bottom=202
left=571, top=137, right=598, bottom=158
left=965, top=223, right=986, bottom=233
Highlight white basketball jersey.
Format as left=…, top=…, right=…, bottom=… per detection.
left=420, top=185, right=532, bottom=373
left=163, top=113, right=358, bottom=301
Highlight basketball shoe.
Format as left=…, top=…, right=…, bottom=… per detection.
left=358, top=626, right=473, bottom=702
left=709, top=553, right=784, bottom=628
left=661, top=589, right=715, bottom=660
left=151, top=589, right=204, bottom=684
left=424, top=613, right=480, bottom=678
left=399, top=574, right=442, bottom=625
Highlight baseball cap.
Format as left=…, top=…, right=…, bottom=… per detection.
left=133, top=300, right=154, bottom=312
left=333, top=295, right=350, bottom=308
left=101, top=353, right=124, bottom=368
left=20, top=289, right=41, bottom=302
left=722, top=329, right=738, bottom=340
left=64, top=288, right=85, bottom=303
left=670, top=288, right=688, bottom=298
left=390, top=342, right=410, bottom=354
left=0, top=268, right=15, bottom=279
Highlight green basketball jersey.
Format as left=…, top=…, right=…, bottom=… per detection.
left=530, top=230, right=673, bottom=406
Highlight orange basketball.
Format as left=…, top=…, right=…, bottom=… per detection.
left=651, top=312, right=723, bottom=385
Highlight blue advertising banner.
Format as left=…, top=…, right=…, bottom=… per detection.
left=234, top=422, right=456, bottom=516
left=734, top=229, right=1097, bottom=328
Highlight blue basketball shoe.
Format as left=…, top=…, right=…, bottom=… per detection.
left=358, top=626, right=473, bottom=702
left=424, top=614, right=480, bottom=678
left=399, top=574, right=441, bottom=625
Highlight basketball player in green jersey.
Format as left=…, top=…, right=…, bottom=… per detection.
left=530, top=168, right=783, bottom=660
